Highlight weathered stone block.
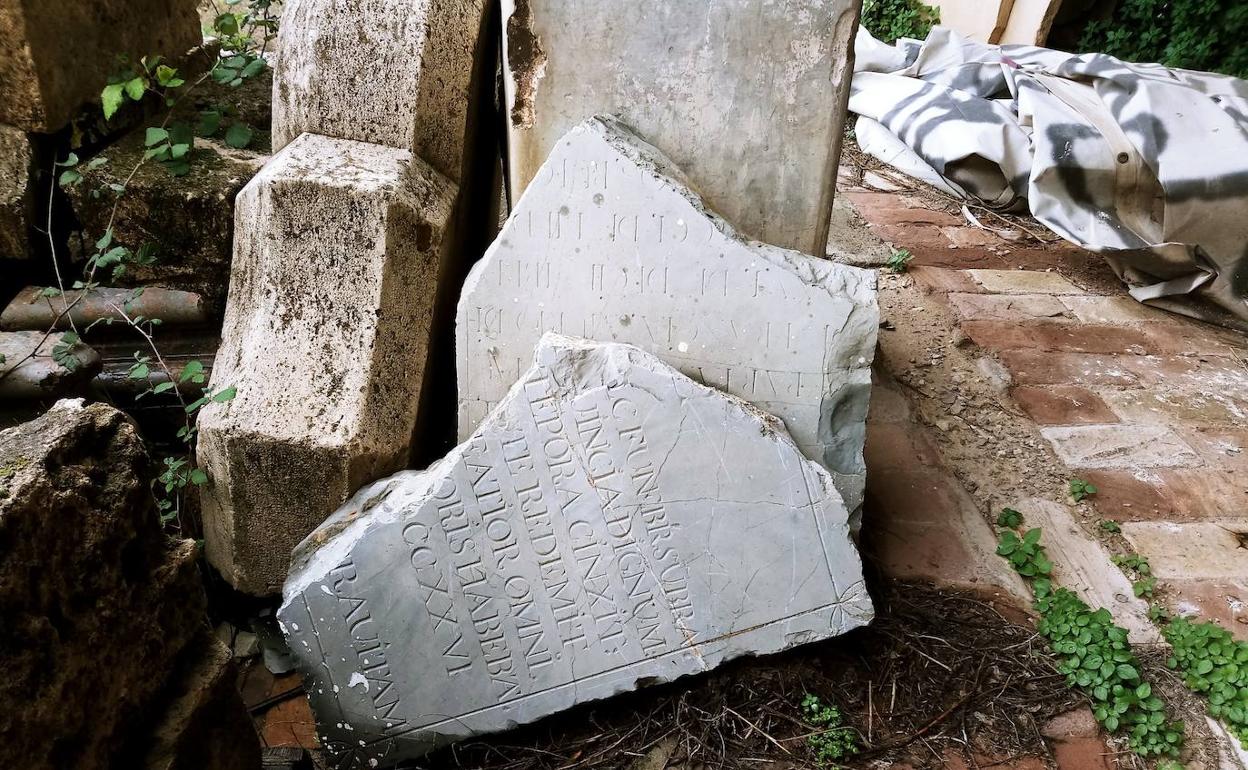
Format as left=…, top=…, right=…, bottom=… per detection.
left=501, top=0, right=859, bottom=254
left=280, top=334, right=872, bottom=764
left=0, top=400, right=209, bottom=770
left=0, top=123, right=33, bottom=259
left=67, top=128, right=267, bottom=316
left=272, top=0, right=486, bottom=182
left=196, top=133, right=457, bottom=595
left=140, top=634, right=261, bottom=770
left=457, top=116, right=878, bottom=514
left=0, top=329, right=101, bottom=400
left=0, top=0, right=202, bottom=132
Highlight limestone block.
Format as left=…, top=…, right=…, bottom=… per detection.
left=1, top=123, right=32, bottom=259
left=196, top=133, right=457, bottom=595
left=0, top=400, right=209, bottom=770
left=272, top=0, right=486, bottom=181
left=141, top=634, right=261, bottom=770
left=501, top=0, right=859, bottom=254
left=457, top=116, right=878, bottom=514
left=280, top=334, right=872, bottom=764
left=0, top=330, right=102, bottom=399
left=67, top=128, right=267, bottom=316
left=0, top=0, right=201, bottom=132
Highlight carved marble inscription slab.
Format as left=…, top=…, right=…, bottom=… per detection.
left=280, top=334, right=872, bottom=765
left=457, top=116, right=878, bottom=514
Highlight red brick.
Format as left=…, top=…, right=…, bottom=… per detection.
left=1102, top=389, right=1248, bottom=427
left=867, top=380, right=912, bottom=424
left=1176, top=427, right=1248, bottom=472
left=1010, top=386, right=1119, bottom=426
left=945, top=751, right=1046, bottom=770
left=1166, top=579, right=1248, bottom=641
left=903, top=241, right=1011, bottom=269
left=1080, top=469, right=1173, bottom=522
left=1122, top=354, right=1248, bottom=389
left=910, top=266, right=981, bottom=294
left=1042, top=707, right=1100, bottom=740
left=864, top=466, right=1026, bottom=603
left=1154, top=468, right=1248, bottom=520
left=998, top=351, right=1141, bottom=387
left=963, top=321, right=1159, bottom=355
left=1051, top=736, right=1115, bottom=770
left=256, top=672, right=319, bottom=749
left=1142, top=319, right=1248, bottom=356
left=841, top=191, right=964, bottom=226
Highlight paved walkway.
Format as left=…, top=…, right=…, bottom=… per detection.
left=845, top=175, right=1248, bottom=640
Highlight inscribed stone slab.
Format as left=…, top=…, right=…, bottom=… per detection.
left=500, top=0, right=859, bottom=254
left=280, top=334, right=872, bottom=765
left=456, top=116, right=878, bottom=514
left=196, top=133, right=456, bottom=595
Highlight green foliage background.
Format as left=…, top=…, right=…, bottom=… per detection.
left=1078, top=0, right=1248, bottom=78
left=860, top=0, right=941, bottom=44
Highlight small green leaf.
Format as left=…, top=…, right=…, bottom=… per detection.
left=124, top=76, right=147, bottom=101
left=144, top=127, right=169, bottom=147
left=102, top=83, right=125, bottom=119
left=211, top=386, right=237, bottom=403
left=224, top=122, right=254, bottom=149
left=197, top=110, right=223, bottom=136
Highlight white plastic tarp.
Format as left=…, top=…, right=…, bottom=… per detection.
left=849, top=27, right=1248, bottom=327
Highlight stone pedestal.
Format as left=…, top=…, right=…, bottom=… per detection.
left=196, top=133, right=457, bottom=595
left=501, top=0, right=860, bottom=254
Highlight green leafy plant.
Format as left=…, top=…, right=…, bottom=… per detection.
left=995, top=527, right=1053, bottom=579
left=1100, top=519, right=1122, bottom=534
left=997, top=527, right=1185, bottom=758
left=800, top=694, right=858, bottom=766
left=1070, top=477, right=1098, bottom=502
left=861, top=0, right=941, bottom=44
left=1165, top=618, right=1248, bottom=747
left=0, top=1, right=276, bottom=531
left=1078, top=0, right=1248, bottom=79
left=1111, top=554, right=1156, bottom=598
left=885, top=247, right=913, bottom=274
left=997, top=507, right=1023, bottom=528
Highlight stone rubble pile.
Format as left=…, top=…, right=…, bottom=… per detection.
left=0, top=0, right=881, bottom=763
left=279, top=334, right=872, bottom=765
left=177, top=0, right=883, bottom=762
left=0, top=400, right=258, bottom=770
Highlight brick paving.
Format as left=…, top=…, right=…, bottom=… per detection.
left=845, top=185, right=1248, bottom=640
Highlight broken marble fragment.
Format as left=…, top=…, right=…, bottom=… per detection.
left=280, top=333, right=872, bottom=765
left=456, top=115, right=878, bottom=515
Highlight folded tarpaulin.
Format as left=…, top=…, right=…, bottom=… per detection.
left=849, top=26, right=1248, bottom=328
